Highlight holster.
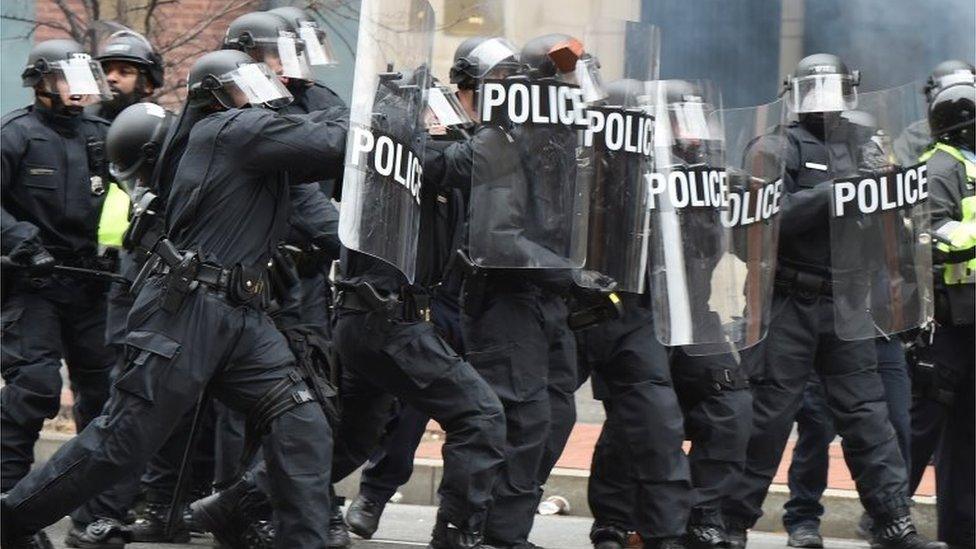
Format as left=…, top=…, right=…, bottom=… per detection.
left=269, top=247, right=301, bottom=303
left=159, top=247, right=200, bottom=314
left=456, top=249, right=487, bottom=317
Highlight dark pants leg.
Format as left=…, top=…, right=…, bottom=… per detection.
left=3, top=284, right=332, bottom=547
left=462, top=286, right=550, bottom=545
left=537, top=294, right=578, bottom=491
left=781, top=379, right=834, bottom=532
left=875, top=338, right=912, bottom=468
left=1, top=280, right=113, bottom=492
left=587, top=402, right=639, bottom=532
left=334, top=310, right=505, bottom=532
left=672, top=350, right=752, bottom=530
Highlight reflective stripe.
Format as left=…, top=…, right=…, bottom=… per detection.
left=919, top=142, right=976, bottom=180
left=98, top=182, right=131, bottom=248
left=944, top=260, right=976, bottom=285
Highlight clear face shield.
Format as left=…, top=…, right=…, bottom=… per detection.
left=424, top=84, right=473, bottom=129
left=791, top=73, right=858, bottom=113
left=40, top=54, right=113, bottom=107
left=297, top=21, right=339, bottom=66
left=214, top=62, right=293, bottom=109
left=252, top=31, right=312, bottom=81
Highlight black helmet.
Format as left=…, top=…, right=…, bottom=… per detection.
left=268, top=6, right=338, bottom=67
left=929, top=81, right=975, bottom=147
left=450, top=36, right=520, bottom=89
left=520, top=33, right=585, bottom=78
left=604, top=78, right=644, bottom=107
left=224, top=11, right=311, bottom=80
left=924, top=59, right=975, bottom=104
left=267, top=6, right=311, bottom=30
left=106, top=102, right=174, bottom=188
left=785, top=53, right=859, bottom=114
left=96, top=29, right=164, bottom=88
left=186, top=49, right=292, bottom=110
left=22, top=39, right=87, bottom=87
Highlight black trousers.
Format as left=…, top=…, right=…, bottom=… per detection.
left=908, top=324, right=974, bottom=546
left=723, top=290, right=910, bottom=527
left=1, top=276, right=115, bottom=491
left=672, top=348, right=753, bottom=529
left=578, top=298, right=693, bottom=540
left=461, top=282, right=577, bottom=545
left=3, top=279, right=333, bottom=548
left=332, top=308, right=506, bottom=532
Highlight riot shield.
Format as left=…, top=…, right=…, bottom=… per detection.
left=338, top=0, right=434, bottom=282
left=718, top=99, right=787, bottom=351
left=827, top=82, right=933, bottom=340
left=467, top=3, right=623, bottom=269
left=645, top=79, right=744, bottom=347
left=574, top=21, right=660, bottom=293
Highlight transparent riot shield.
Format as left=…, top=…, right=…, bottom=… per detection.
left=467, top=2, right=630, bottom=268
left=338, top=0, right=435, bottom=282
left=574, top=21, right=660, bottom=293
left=827, top=82, right=933, bottom=340
left=645, top=79, right=743, bottom=347
left=718, top=99, right=788, bottom=351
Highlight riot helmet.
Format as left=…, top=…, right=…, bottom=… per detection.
left=268, top=6, right=339, bottom=67
left=929, top=81, right=976, bottom=151
left=604, top=78, right=644, bottom=108
left=22, top=39, right=112, bottom=114
left=450, top=36, right=520, bottom=90
left=106, top=102, right=175, bottom=189
left=924, top=59, right=975, bottom=104
left=96, top=28, right=164, bottom=89
left=785, top=53, right=859, bottom=114
left=186, top=49, right=292, bottom=110
left=649, top=79, right=724, bottom=165
left=224, top=11, right=312, bottom=81
left=521, top=33, right=605, bottom=102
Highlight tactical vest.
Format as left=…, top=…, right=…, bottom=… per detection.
left=98, top=181, right=131, bottom=248
left=919, top=143, right=976, bottom=286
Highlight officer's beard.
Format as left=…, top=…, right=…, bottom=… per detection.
left=100, top=87, right=142, bottom=119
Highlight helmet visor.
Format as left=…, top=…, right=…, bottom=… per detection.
left=222, top=62, right=293, bottom=108
left=298, top=23, right=339, bottom=66
left=254, top=33, right=312, bottom=80
left=669, top=100, right=720, bottom=140
left=791, top=73, right=857, bottom=113
left=424, top=84, right=472, bottom=128
left=575, top=55, right=607, bottom=103
left=43, top=55, right=113, bottom=104
left=467, top=37, right=520, bottom=79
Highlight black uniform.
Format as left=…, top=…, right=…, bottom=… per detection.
left=458, top=123, right=580, bottom=547
left=908, top=147, right=974, bottom=547
left=2, top=107, right=348, bottom=547
left=722, top=119, right=912, bottom=528
left=0, top=103, right=114, bottom=491
left=574, top=292, right=694, bottom=543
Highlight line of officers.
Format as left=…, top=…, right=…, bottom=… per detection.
left=0, top=7, right=973, bottom=549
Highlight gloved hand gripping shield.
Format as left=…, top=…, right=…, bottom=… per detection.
left=826, top=82, right=934, bottom=340
left=338, top=0, right=435, bottom=282
left=574, top=20, right=661, bottom=293
left=645, top=79, right=747, bottom=348
left=468, top=7, right=609, bottom=269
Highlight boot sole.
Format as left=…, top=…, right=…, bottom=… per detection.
left=347, top=520, right=376, bottom=540
left=190, top=500, right=239, bottom=548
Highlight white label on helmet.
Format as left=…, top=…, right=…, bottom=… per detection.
left=144, top=103, right=166, bottom=118
left=804, top=162, right=828, bottom=171
left=105, top=44, right=132, bottom=53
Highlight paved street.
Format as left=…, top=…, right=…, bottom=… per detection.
left=44, top=503, right=870, bottom=549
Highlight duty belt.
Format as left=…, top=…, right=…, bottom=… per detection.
left=334, top=282, right=430, bottom=322
left=774, top=266, right=833, bottom=296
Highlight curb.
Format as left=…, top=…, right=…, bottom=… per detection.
left=37, top=432, right=936, bottom=539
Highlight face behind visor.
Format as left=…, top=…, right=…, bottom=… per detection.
left=187, top=50, right=293, bottom=110
left=23, top=42, right=113, bottom=111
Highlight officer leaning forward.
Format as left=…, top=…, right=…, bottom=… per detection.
left=721, top=54, right=944, bottom=549
left=0, top=38, right=118, bottom=548
left=0, top=49, right=349, bottom=548
left=910, top=76, right=976, bottom=547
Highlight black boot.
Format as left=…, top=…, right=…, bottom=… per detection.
left=591, top=524, right=627, bottom=549
left=63, top=519, right=130, bottom=549
left=686, top=524, right=730, bottom=549
left=327, top=500, right=351, bottom=548
left=345, top=493, right=385, bottom=539
left=3, top=531, right=55, bottom=549
left=127, top=502, right=190, bottom=543
left=871, top=515, right=947, bottom=549
left=787, top=524, right=824, bottom=549
left=190, top=480, right=271, bottom=548
left=725, top=522, right=748, bottom=549
left=428, top=518, right=498, bottom=549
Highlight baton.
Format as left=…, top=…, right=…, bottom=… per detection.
left=0, top=256, right=130, bottom=286
left=166, top=393, right=210, bottom=538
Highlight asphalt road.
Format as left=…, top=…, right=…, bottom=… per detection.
left=43, top=503, right=870, bottom=549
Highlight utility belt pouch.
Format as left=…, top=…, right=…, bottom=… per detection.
left=568, top=292, right=623, bottom=331
left=228, top=264, right=266, bottom=306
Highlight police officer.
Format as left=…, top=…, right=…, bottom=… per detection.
left=90, top=28, right=164, bottom=121
left=0, top=38, right=116, bottom=549
left=895, top=60, right=975, bottom=162
left=0, top=49, right=349, bottom=548
left=343, top=39, right=500, bottom=539
left=720, top=54, right=943, bottom=549
left=909, top=80, right=975, bottom=548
